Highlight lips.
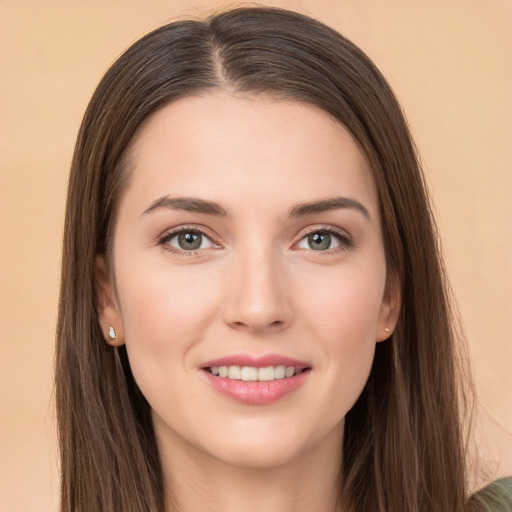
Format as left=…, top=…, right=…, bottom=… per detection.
left=200, top=354, right=311, bottom=405
left=202, top=353, right=310, bottom=370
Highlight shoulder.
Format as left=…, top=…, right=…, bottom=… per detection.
left=467, top=477, right=512, bottom=512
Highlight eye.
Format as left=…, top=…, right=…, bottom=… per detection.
left=159, top=227, right=217, bottom=254
left=296, top=228, right=351, bottom=252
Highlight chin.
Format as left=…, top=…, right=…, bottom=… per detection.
left=201, top=419, right=340, bottom=470
left=210, top=438, right=307, bottom=469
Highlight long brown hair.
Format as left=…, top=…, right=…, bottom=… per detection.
left=56, top=6, right=474, bottom=511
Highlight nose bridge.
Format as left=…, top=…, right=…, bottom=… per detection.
left=223, top=236, right=291, bottom=333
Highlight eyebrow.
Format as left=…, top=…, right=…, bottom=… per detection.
left=142, top=195, right=369, bottom=219
left=288, top=197, right=370, bottom=219
left=142, top=197, right=230, bottom=217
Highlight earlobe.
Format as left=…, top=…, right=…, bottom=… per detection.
left=376, top=272, right=401, bottom=342
left=94, top=255, right=125, bottom=346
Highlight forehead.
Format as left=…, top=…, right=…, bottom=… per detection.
left=121, top=92, right=379, bottom=219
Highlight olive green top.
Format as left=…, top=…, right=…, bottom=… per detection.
left=468, top=477, right=512, bottom=512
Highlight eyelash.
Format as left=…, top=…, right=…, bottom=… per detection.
left=158, top=225, right=214, bottom=256
left=157, top=224, right=353, bottom=256
left=297, top=225, right=353, bottom=254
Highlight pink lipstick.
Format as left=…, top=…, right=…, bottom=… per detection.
left=200, top=353, right=311, bottom=405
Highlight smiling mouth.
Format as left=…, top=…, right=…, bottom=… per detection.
left=201, top=358, right=312, bottom=404
left=204, top=365, right=310, bottom=381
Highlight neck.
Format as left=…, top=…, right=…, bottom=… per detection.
left=156, top=422, right=344, bottom=512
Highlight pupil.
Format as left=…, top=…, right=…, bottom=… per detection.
left=308, top=232, right=330, bottom=250
left=178, top=232, right=201, bottom=250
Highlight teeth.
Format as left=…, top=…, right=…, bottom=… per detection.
left=257, top=366, right=274, bottom=381
left=227, top=366, right=241, bottom=379
left=274, top=365, right=286, bottom=379
left=208, top=365, right=302, bottom=381
left=285, top=366, right=295, bottom=378
left=241, top=366, right=258, bottom=381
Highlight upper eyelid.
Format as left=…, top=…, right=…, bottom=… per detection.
left=158, top=223, right=352, bottom=248
left=295, top=224, right=351, bottom=241
left=159, top=224, right=215, bottom=240
left=159, top=223, right=350, bottom=236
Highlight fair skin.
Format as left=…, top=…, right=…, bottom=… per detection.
left=96, top=92, right=400, bottom=512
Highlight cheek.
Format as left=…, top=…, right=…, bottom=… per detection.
left=114, top=260, right=219, bottom=389
left=297, top=264, right=384, bottom=406
left=301, top=264, right=384, bottom=344
left=117, top=258, right=218, bottom=335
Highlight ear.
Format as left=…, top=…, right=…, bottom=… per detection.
left=376, top=271, right=401, bottom=342
left=94, top=255, right=124, bottom=346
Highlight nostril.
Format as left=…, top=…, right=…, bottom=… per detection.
left=232, top=320, right=283, bottom=329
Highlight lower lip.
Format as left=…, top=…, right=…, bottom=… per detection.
left=201, top=369, right=310, bottom=405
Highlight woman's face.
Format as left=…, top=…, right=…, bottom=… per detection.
left=97, top=92, right=399, bottom=469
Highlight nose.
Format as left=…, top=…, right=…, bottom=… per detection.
left=222, top=245, right=292, bottom=335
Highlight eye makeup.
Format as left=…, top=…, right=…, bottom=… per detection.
left=157, top=223, right=355, bottom=258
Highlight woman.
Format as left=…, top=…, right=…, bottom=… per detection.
left=55, top=6, right=511, bottom=512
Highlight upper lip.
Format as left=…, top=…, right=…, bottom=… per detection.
left=201, top=353, right=311, bottom=370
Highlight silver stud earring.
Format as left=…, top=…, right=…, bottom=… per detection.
left=384, top=327, right=390, bottom=333
left=108, top=326, right=117, bottom=340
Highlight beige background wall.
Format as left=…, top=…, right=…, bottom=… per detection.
left=1, top=1, right=510, bottom=510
